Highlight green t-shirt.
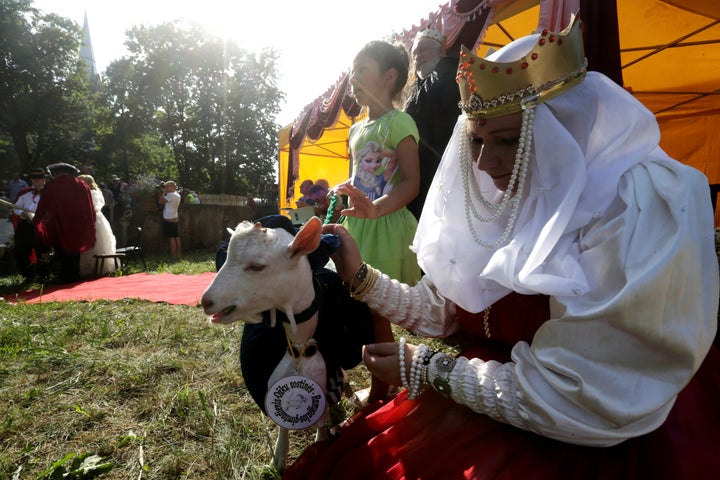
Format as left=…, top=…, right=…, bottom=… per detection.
left=348, top=109, right=419, bottom=201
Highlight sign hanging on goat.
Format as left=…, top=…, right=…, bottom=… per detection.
left=265, top=375, right=326, bottom=430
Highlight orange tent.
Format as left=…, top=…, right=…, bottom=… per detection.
left=278, top=0, right=720, bottom=212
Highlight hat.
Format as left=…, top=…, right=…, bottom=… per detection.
left=415, top=28, right=446, bottom=50
left=457, top=14, right=587, bottom=119
left=111, top=175, right=120, bottom=181
left=46, top=163, right=80, bottom=176
left=27, top=167, right=47, bottom=179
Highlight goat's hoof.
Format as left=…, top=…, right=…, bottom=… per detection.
left=273, top=460, right=287, bottom=474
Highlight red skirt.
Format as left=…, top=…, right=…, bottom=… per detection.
left=284, top=294, right=720, bottom=479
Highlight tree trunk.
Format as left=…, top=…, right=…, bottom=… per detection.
left=10, top=127, right=32, bottom=173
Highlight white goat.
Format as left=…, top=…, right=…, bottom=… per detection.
left=200, top=216, right=329, bottom=472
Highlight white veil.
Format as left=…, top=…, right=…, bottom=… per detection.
left=412, top=69, right=670, bottom=313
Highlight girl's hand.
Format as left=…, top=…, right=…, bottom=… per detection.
left=336, top=183, right=380, bottom=219
left=362, top=342, right=416, bottom=387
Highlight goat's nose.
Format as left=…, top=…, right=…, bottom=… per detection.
left=200, top=295, right=213, bottom=312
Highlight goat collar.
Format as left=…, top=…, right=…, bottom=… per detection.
left=277, top=275, right=322, bottom=325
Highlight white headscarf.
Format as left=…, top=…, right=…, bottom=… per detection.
left=413, top=36, right=671, bottom=313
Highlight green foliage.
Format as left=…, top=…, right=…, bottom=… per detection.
left=103, top=21, right=283, bottom=194
left=1, top=1, right=283, bottom=197
left=0, top=0, right=98, bottom=176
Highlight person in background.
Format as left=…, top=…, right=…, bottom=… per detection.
left=307, top=183, right=342, bottom=223
left=117, top=182, right=133, bottom=247
left=158, top=180, right=181, bottom=258
left=8, top=172, right=28, bottom=203
left=33, top=163, right=95, bottom=283
left=314, top=178, right=330, bottom=191
left=284, top=17, right=719, bottom=479
left=108, top=175, right=123, bottom=229
left=11, top=167, right=46, bottom=280
left=99, top=182, right=114, bottom=224
left=334, top=40, right=422, bottom=404
left=185, top=190, right=200, bottom=204
left=246, top=193, right=257, bottom=213
left=78, top=175, right=117, bottom=278
left=295, top=179, right=315, bottom=207
left=404, top=28, right=461, bottom=220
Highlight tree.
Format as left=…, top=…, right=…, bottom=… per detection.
left=110, top=21, right=283, bottom=193
left=98, top=57, right=174, bottom=182
left=0, top=0, right=96, bottom=176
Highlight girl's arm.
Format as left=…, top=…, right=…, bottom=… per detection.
left=339, top=135, right=419, bottom=219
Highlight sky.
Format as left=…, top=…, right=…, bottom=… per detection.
left=31, top=0, right=447, bottom=126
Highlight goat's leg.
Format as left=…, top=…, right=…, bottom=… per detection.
left=315, top=426, right=329, bottom=442
left=314, top=409, right=329, bottom=442
left=273, top=427, right=289, bottom=472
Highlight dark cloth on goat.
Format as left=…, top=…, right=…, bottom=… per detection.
left=240, top=268, right=374, bottom=411
left=215, top=214, right=374, bottom=413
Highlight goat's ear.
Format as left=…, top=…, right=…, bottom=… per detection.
left=289, top=216, right=322, bottom=259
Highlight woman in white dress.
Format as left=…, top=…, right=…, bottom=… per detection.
left=78, top=175, right=118, bottom=278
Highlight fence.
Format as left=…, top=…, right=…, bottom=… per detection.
left=119, top=194, right=279, bottom=255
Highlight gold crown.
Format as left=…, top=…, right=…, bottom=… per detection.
left=457, top=15, right=587, bottom=119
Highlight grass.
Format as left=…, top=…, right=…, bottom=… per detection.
left=0, top=251, right=379, bottom=479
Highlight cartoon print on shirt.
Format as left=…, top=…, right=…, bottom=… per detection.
left=352, top=141, right=397, bottom=200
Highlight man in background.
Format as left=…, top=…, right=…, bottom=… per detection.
left=8, top=172, right=28, bottom=203
left=33, top=163, right=95, bottom=282
left=12, top=167, right=46, bottom=280
left=404, top=28, right=461, bottom=219
left=99, top=182, right=114, bottom=223
left=158, top=180, right=181, bottom=259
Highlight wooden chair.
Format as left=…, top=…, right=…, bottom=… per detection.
left=115, top=226, right=146, bottom=272
left=93, top=253, right=125, bottom=278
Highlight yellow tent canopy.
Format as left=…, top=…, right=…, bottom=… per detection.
left=479, top=0, right=720, bottom=185
left=278, top=0, right=720, bottom=212
left=278, top=107, right=364, bottom=212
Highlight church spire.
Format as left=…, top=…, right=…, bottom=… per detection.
left=80, top=11, right=97, bottom=79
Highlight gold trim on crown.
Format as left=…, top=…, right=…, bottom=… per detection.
left=457, top=14, right=587, bottom=119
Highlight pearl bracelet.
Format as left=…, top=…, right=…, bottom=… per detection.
left=398, top=337, right=408, bottom=390
left=408, top=344, right=426, bottom=400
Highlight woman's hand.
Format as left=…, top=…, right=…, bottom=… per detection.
left=321, top=223, right=363, bottom=284
left=362, top=342, right=416, bottom=387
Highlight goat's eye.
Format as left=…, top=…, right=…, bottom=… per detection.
left=246, top=263, right=266, bottom=272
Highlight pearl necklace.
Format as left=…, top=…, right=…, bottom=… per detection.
left=461, top=108, right=535, bottom=248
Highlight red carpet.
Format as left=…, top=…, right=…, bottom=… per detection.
left=9, top=272, right=216, bottom=306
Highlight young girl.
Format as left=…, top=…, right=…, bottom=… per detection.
left=335, top=40, right=422, bottom=403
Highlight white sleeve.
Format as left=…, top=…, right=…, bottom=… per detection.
left=427, top=161, right=718, bottom=446
left=13, top=193, right=27, bottom=216
left=361, top=273, right=461, bottom=338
